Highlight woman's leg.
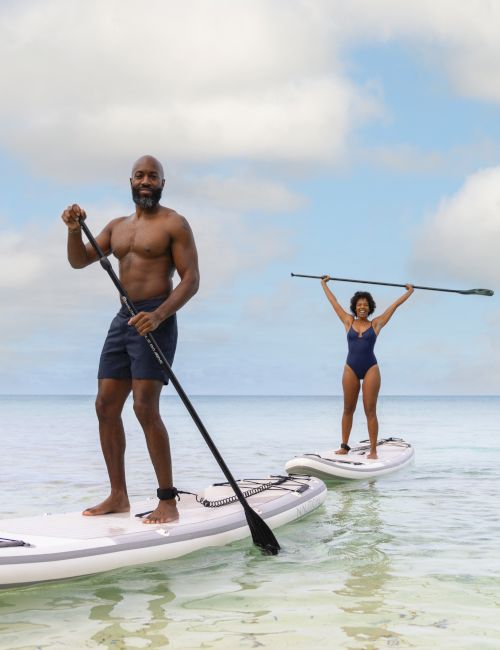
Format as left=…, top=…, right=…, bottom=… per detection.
left=337, top=365, right=360, bottom=453
left=362, top=365, right=381, bottom=459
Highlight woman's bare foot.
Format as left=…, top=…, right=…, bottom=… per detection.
left=82, top=494, right=130, bottom=516
left=335, top=448, right=349, bottom=455
left=367, top=451, right=378, bottom=459
left=142, top=500, right=179, bottom=524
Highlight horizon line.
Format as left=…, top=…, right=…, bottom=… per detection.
left=0, top=393, right=499, bottom=398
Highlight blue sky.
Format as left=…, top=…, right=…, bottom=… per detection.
left=0, top=1, right=499, bottom=395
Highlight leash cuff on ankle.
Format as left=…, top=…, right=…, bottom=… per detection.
left=157, top=487, right=179, bottom=501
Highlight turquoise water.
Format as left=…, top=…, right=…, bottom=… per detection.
left=0, top=395, right=499, bottom=649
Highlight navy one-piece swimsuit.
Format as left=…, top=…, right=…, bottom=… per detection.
left=346, top=325, right=377, bottom=380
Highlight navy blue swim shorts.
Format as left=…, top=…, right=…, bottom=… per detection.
left=98, top=297, right=177, bottom=384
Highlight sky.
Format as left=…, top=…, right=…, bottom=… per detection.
left=0, top=0, right=499, bottom=395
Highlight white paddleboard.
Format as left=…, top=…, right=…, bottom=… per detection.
left=285, top=437, right=414, bottom=480
left=0, top=475, right=326, bottom=589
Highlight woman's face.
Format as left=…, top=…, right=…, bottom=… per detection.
left=355, top=298, right=370, bottom=319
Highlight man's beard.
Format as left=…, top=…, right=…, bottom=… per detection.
left=132, top=187, right=163, bottom=209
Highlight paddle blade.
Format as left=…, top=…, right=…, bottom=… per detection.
left=460, top=288, right=494, bottom=296
left=245, top=506, right=281, bottom=555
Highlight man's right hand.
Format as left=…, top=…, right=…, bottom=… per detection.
left=62, top=204, right=86, bottom=232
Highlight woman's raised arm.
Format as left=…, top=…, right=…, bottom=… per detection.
left=321, top=276, right=353, bottom=330
left=372, top=285, right=414, bottom=335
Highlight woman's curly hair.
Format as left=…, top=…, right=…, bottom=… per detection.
left=350, top=291, right=376, bottom=316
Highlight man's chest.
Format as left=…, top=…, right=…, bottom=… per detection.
left=111, top=221, right=170, bottom=259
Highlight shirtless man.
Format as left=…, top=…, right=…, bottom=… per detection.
left=62, top=155, right=199, bottom=524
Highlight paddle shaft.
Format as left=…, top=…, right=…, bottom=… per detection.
left=79, top=219, right=280, bottom=554
left=290, top=273, right=493, bottom=296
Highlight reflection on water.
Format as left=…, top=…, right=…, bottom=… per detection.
left=89, top=581, right=175, bottom=649
left=1, top=478, right=499, bottom=649
left=333, top=482, right=401, bottom=648
left=1, top=396, right=500, bottom=649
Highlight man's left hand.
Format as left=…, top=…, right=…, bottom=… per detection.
left=128, top=311, right=162, bottom=335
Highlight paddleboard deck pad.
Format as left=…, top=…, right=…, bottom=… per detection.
left=0, top=475, right=326, bottom=589
left=285, top=437, right=414, bottom=480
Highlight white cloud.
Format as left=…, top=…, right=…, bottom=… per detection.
left=410, top=166, right=500, bottom=285
left=0, top=232, right=44, bottom=289
left=0, top=212, right=117, bottom=337
left=360, top=145, right=444, bottom=175
left=0, top=0, right=381, bottom=182
left=1, top=0, right=499, bottom=185
left=329, top=0, right=500, bottom=103
left=172, top=174, right=306, bottom=214
left=185, top=205, right=295, bottom=294
left=358, top=140, right=500, bottom=176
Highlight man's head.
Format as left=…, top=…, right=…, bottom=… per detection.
left=130, top=155, right=165, bottom=210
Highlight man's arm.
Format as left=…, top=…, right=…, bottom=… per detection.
left=129, top=215, right=200, bottom=335
left=61, top=204, right=113, bottom=268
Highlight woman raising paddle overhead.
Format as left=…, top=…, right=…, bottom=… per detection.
left=320, top=276, right=414, bottom=459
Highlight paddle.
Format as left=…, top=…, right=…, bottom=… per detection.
left=79, top=218, right=280, bottom=555
left=290, top=273, right=494, bottom=296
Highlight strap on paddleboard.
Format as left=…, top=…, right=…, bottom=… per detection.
left=303, top=453, right=364, bottom=465
left=352, top=437, right=410, bottom=452
left=0, top=537, right=31, bottom=548
left=134, top=476, right=312, bottom=516
left=197, top=476, right=293, bottom=508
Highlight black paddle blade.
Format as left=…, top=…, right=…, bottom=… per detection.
left=471, top=288, right=494, bottom=296
left=458, top=288, right=494, bottom=296
left=245, top=507, right=281, bottom=555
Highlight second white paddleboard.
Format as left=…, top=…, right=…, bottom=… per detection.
left=285, top=437, right=414, bottom=480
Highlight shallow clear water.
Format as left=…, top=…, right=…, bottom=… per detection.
left=0, top=395, right=499, bottom=649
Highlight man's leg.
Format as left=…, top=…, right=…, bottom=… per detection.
left=83, top=378, right=132, bottom=516
left=132, top=379, right=178, bottom=524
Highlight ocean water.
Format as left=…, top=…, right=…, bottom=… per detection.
left=0, top=395, right=499, bottom=649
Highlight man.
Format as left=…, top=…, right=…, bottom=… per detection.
left=61, top=155, right=199, bottom=524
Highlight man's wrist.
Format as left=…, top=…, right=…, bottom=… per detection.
left=154, top=308, right=170, bottom=324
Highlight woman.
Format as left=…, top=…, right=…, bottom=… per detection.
left=321, top=276, right=414, bottom=459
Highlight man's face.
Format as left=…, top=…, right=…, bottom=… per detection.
left=130, top=160, right=165, bottom=209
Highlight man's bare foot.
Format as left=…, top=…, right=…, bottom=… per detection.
left=82, top=494, right=130, bottom=516
left=142, top=500, right=179, bottom=524
left=335, top=448, right=348, bottom=455
left=367, top=451, right=378, bottom=459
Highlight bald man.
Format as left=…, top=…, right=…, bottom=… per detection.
left=61, top=155, right=199, bottom=524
